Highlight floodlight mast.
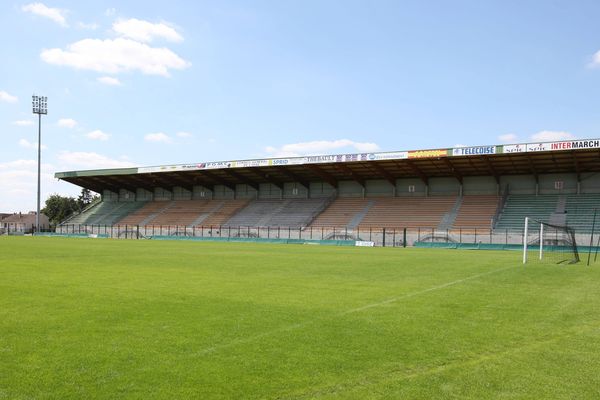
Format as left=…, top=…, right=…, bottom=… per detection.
left=32, top=95, right=47, bottom=234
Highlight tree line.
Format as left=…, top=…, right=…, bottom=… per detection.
left=42, top=189, right=100, bottom=226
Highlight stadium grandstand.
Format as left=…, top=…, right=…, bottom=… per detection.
left=53, top=138, right=600, bottom=246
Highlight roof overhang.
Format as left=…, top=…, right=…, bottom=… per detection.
left=55, top=139, right=600, bottom=193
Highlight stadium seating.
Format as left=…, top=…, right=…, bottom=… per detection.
left=63, top=201, right=148, bottom=226
left=60, top=193, right=599, bottom=233
left=310, top=198, right=370, bottom=228
left=224, top=198, right=330, bottom=228
left=358, top=196, right=456, bottom=229
left=310, top=196, right=458, bottom=229
left=146, top=200, right=218, bottom=227
left=116, top=201, right=172, bottom=226
left=494, top=194, right=559, bottom=230
left=124, top=199, right=249, bottom=227
left=451, top=195, right=500, bottom=229
left=193, top=199, right=249, bottom=227
left=565, top=194, right=600, bottom=232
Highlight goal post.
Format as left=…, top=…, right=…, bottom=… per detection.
left=522, top=217, right=580, bottom=265
left=523, top=217, right=529, bottom=264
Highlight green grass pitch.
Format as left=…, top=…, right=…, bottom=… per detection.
left=1, top=237, right=600, bottom=399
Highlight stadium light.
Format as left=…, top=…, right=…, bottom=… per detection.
left=32, top=95, right=48, bottom=234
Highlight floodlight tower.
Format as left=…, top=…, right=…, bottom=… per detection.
left=32, top=95, right=47, bottom=233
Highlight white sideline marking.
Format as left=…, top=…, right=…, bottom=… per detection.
left=342, top=265, right=516, bottom=315
left=196, top=265, right=517, bottom=356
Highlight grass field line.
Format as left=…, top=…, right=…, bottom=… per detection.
left=196, top=265, right=517, bottom=356
left=341, top=265, right=517, bottom=315
left=282, top=321, right=600, bottom=399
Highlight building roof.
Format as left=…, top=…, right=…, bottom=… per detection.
left=55, top=138, right=600, bottom=193
left=2, top=212, right=48, bottom=224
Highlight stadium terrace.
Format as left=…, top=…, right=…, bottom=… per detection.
left=51, top=138, right=600, bottom=247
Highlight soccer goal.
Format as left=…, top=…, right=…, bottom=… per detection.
left=522, top=217, right=580, bottom=264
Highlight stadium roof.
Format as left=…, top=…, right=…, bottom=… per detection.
left=55, top=139, right=600, bottom=193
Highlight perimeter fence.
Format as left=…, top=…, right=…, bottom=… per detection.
left=17, top=223, right=586, bottom=249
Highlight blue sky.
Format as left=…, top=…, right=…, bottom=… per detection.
left=2, top=0, right=600, bottom=211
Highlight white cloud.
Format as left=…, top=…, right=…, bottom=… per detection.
left=498, top=133, right=518, bottom=143
left=176, top=131, right=192, bottom=138
left=22, top=2, right=68, bottom=27
left=145, top=132, right=172, bottom=143
left=58, top=151, right=136, bottom=169
left=40, top=38, right=190, bottom=77
left=76, top=21, right=98, bottom=30
left=18, top=138, right=47, bottom=150
left=86, top=130, right=110, bottom=141
left=105, top=8, right=116, bottom=17
left=590, top=51, right=600, bottom=68
left=265, top=139, right=380, bottom=157
left=0, top=90, right=18, bottom=103
left=530, top=130, right=576, bottom=142
left=97, top=76, right=122, bottom=86
left=57, top=118, right=77, bottom=128
left=13, top=120, right=34, bottom=126
left=113, top=18, right=183, bottom=43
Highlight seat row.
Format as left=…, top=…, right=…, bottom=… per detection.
left=61, top=194, right=600, bottom=231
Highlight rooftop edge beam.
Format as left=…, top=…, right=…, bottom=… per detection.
left=481, top=156, right=500, bottom=184
left=189, top=175, right=214, bottom=192
left=571, top=151, right=581, bottom=181
left=221, top=169, right=260, bottom=191
left=278, top=168, right=310, bottom=189
left=526, top=155, right=539, bottom=183
left=307, top=165, right=338, bottom=188
left=442, top=158, right=463, bottom=184
left=336, top=164, right=365, bottom=188
left=253, top=168, right=285, bottom=190
left=369, top=163, right=397, bottom=187
left=403, top=160, right=429, bottom=186
left=201, top=170, right=236, bottom=192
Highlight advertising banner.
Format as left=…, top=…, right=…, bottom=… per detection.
left=502, top=144, right=526, bottom=154
left=526, top=142, right=552, bottom=152
left=232, top=159, right=270, bottom=168
left=204, top=161, right=232, bottom=169
left=138, top=165, right=188, bottom=173
left=367, top=151, right=409, bottom=161
left=549, top=139, right=600, bottom=151
left=303, top=155, right=337, bottom=164
left=408, top=149, right=448, bottom=158
left=135, top=138, right=600, bottom=175
left=452, top=146, right=496, bottom=156
left=502, top=139, right=600, bottom=154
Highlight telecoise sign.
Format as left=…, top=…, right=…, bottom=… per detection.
left=452, top=146, right=497, bottom=156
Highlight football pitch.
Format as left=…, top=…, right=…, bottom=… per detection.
left=1, top=237, right=600, bottom=399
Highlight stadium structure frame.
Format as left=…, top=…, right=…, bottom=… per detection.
left=55, top=138, right=600, bottom=196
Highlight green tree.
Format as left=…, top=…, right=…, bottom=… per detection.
left=76, top=188, right=98, bottom=211
left=42, top=194, right=79, bottom=225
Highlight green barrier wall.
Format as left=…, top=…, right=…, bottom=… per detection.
left=149, top=236, right=356, bottom=246
left=413, top=242, right=523, bottom=251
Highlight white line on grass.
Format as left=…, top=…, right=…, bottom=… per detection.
left=341, top=265, right=517, bottom=315
left=285, top=321, right=600, bottom=400
left=195, top=265, right=517, bottom=356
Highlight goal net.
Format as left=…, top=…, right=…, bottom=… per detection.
left=522, top=217, right=579, bottom=265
